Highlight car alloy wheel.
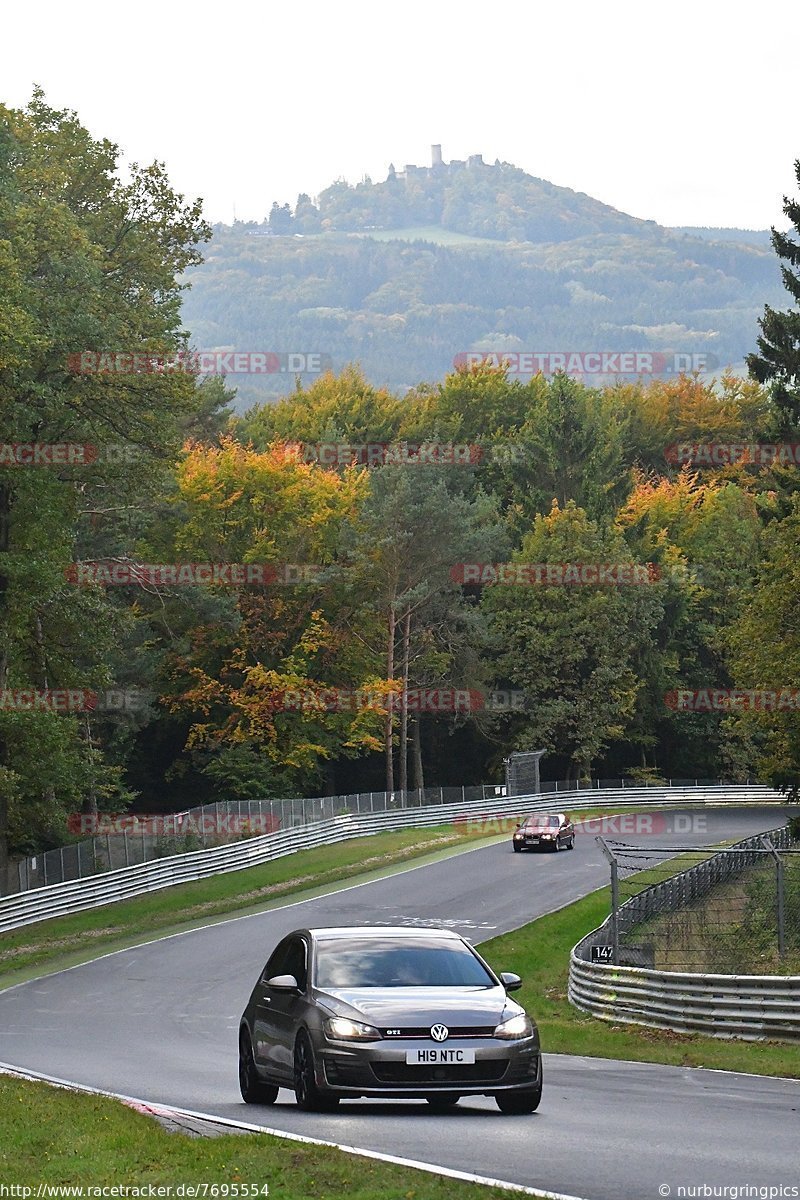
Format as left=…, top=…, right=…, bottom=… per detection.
left=294, top=1031, right=339, bottom=1112
left=239, top=1028, right=278, bottom=1105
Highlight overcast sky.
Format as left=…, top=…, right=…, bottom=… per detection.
left=6, top=0, right=797, bottom=230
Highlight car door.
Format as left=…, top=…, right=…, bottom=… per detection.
left=267, top=936, right=310, bottom=1077
left=252, top=937, right=293, bottom=1081
left=253, top=935, right=309, bottom=1082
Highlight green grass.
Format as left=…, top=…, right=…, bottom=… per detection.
left=345, top=225, right=502, bottom=246
left=480, top=887, right=800, bottom=1077
left=0, top=1073, right=534, bottom=1197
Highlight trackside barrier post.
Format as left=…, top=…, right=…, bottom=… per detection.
left=762, top=836, right=786, bottom=959
left=597, top=836, right=619, bottom=964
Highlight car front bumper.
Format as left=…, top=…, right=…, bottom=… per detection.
left=318, top=1035, right=541, bottom=1097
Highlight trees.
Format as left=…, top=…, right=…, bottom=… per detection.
left=747, top=159, right=800, bottom=436
left=339, top=465, right=504, bottom=792
left=482, top=502, right=663, bottom=780
left=728, top=499, right=800, bottom=793
left=0, top=91, right=209, bottom=864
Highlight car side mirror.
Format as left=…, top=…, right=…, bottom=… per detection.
left=500, top=971, right=522, bottom=992
left=266, top=974, right=299, bottom=992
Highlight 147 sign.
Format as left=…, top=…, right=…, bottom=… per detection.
left=591, top=945, right=614, bottom=963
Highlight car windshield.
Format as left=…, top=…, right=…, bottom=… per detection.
left=525, top=815, right=560, bottom=828
left=314, top=936, right=496, bottom=988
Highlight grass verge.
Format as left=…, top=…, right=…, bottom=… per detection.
left=480, top=886, right=800, bottom=1078
left=0, top=1073, right=533, bottom=1197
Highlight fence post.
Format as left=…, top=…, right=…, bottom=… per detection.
left=761, top=837, right=785, bottom=959
left=777, top=856, right=786, bottom=959
left=597, top=837, right=619, bottom=964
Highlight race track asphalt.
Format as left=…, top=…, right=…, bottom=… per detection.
left=1, top=805, right=797, bottom=1200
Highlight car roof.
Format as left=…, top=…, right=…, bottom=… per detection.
left=290, top=926, right=465, bottom=941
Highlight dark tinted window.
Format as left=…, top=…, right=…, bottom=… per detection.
left=284, top=938, right=307, bottom=990
left=314, top=937, right=495, bottom=988
left=263, top=936, right=307, bottom=988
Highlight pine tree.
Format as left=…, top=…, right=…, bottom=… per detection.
left=747, top=159, right=800, bottom=435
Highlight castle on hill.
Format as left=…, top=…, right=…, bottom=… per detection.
left=387, top=146, right=485, bottom=181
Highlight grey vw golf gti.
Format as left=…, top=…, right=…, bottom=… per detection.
left=238, top=926, right=542, bottom=1113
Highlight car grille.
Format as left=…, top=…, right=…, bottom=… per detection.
left=380, top=1026, right=496, bottom=1038
left=370, top=1060, right=509, bottom=1085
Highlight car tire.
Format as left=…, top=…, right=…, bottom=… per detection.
left=294, top=1031, right=339, bottom=1112
left=425, top=1094, right=461, bottom=1111
left=239, top=1028, right=279, bottom=1105
left=496, top=1079, right=542, bottom=1114
left=568, top=834, right=575, bottom=849
left=512, top=842, right=522, bottom=853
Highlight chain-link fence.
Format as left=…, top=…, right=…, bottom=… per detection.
left=1, top=782, right=513, bottom=896
left=0, top=774, right=754, bottom=898
left=598, top=825, right=800, bottom=974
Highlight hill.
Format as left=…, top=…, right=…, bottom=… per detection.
left=180, top=155, right=784, bottom=406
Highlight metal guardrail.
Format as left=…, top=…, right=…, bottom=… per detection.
left=4, top=775, right=744, bottom=897
left=0, top=784, right=781, bottom=934
left=569, top=824, right=800, bottom=1040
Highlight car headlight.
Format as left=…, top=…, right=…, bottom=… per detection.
left=493, top=1013, right=534, bottom=1040
left=513, top=832, right=523, bottom=839
left=324, top=1016, right=381, bottom=1041
left=541, top=833, right=553, bottom=838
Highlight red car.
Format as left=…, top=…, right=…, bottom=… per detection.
left=512, top=812, right=575, bottom=852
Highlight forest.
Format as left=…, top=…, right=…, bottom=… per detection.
left=2, top=95, right=800, bottom=869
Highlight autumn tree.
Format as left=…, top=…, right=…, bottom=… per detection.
left=0, top=91, right=209, bottom=865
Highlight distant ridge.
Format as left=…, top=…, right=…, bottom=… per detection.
left=185, top=153, right=785, bottom=407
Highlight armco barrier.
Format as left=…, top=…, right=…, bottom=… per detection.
left=569, top=823, right=800, bottom=1040
left=0, top=784, right=782, bottom=934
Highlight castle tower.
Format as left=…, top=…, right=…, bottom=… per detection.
left=431, top=144, right=443, bottom=168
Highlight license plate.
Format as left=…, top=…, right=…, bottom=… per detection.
left=528, top=836, right=539, bottom=843
left=405, top=1048, right=476, bottom=1065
